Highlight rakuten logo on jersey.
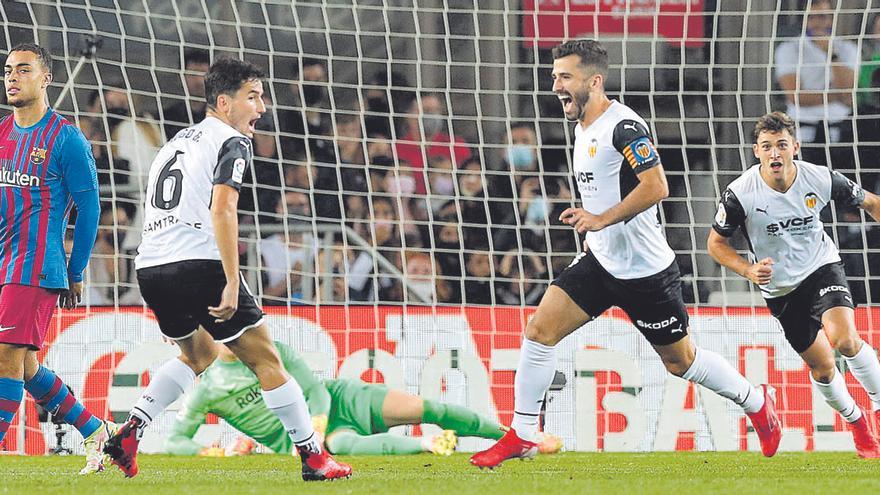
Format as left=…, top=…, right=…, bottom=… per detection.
left=0, top=168, right=40, bottom=188
left=819, top=285, right=849, bottom=297
left=635, top=316, right=682, bottom=332
left=765, top=216, right=814, bottom=234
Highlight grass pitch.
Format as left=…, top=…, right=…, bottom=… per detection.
left=2, top=452, right=880, bottom=495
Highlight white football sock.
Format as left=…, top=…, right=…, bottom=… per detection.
left=262, top=378, right=321, bottom=453
left=510, top=337, right=556, bottom=442
left=131, top=358, right=196, bottom=426
left=843, top=343, right=880, bottom=412
left=681, top=347, right=764, bottom=414
left=812, top=369, right=862, bottom=423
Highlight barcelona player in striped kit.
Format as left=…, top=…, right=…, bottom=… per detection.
left=0, top=43, right=116, bottom=473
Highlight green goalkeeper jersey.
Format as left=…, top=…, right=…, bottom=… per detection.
left=165, top=341, right=330, bottom=455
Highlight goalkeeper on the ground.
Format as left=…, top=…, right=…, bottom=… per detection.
left=166, top=341, right=562, bottom=456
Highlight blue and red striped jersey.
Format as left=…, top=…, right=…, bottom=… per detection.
left=0, top=109, right=99, bottom=289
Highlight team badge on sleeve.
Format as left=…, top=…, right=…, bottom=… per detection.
left=232, top=158, right=246, bottom=184
left=623, top=137, right=658, bottom=170
left=715, top=203, right=727, bottom=227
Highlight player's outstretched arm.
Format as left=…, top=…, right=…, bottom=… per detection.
left=208, top=184, right=240, bottom=322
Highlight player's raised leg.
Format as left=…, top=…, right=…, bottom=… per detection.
left=801, top=325, right=880, bottom=458
left=226, top=325, right=351, bottom=481
left=822, top=307, right=880, bottom=434
left=22, top=351, right=118, bottom=474
left=653, top=334, right=780, bottom=457
left=470, top=285, right=589, bottom=468
left=104, top=328, right=216, bottom=477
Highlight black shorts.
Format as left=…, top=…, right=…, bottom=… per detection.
left=765, top=261, right=855, bottom=353
left=551, top=251, right=689, bottom=346
left=136, top=259, right=265, bottom=342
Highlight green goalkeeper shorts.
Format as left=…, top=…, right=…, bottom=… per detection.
left=325, top=379, right=389, bottom=436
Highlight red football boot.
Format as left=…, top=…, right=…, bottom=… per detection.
left=469, top=428, right=538, bottom=469
left=848, top=408, right=880, bottom=459
left=745, top=384, right=782, bottom=457
left=298, top=446, right=352, bottom=481
left=102, top=417, right=143, bottom=477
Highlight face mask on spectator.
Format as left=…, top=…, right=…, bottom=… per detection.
left=408, top=280, right=434, bottom=302
left=302, top=85, right=326, bottom=106
left=525, top=197, right=547, bottom=224
left=367, top=97, right=390, bottom=113
left=421, top=115, right=444, bottom=136
left=386, top=174, right=416, bottom=195
left=286, top=204, right=309, bottom=217
left=431, top=176, right=455, bottom=196
left=507, top=144, right=535, bottom=169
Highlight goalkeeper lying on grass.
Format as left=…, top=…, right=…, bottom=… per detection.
left=165, top=341, right=562, bottom=456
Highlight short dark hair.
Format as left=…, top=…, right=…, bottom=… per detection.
left=204, top=58, right=265, bottom=109
left=9, top=43, right=53, bottom=73
left=551, top=39, right=608, bottom=76
left=184, top=48, right=210, bottom=68
left=753, top=111, right=796, bottom=141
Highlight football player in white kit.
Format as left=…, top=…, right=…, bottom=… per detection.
left=103, top=58, right=352, bottom=480
left=708, top=111, right=880, bottom=458
left=471, top=40, right=781, bottom=469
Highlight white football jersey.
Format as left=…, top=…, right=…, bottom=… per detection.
left=713, top=160, right=865, bottom=298
left=135, top=117, right=252, bottom=269
left=573, top=101, right=675, bottom=279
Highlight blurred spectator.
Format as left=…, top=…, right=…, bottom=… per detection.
left=364, top=69, right=415, bottom=138
left=277, top=58, right=335, bottom=164
left=494, top=251, right=548, bottom=306
left=453, top=157, right=491, bottom=250
left=85, top=88, right=163, bottom=269
left=346, top=196, right=404, bottom=302
left=487, top=123, right=569, bottom=253
left=463, top=251, right=493, bottom=305
left=83, top=206, right=140, bottom=306
left=774, top=0, right=858, bottom=167
left=240, top=96, right=284, bottom=219
left=366, top=127, right=395, bottom=163
left=261, top=191, right=315, bottom=305
left=395, top=93, right=472, bottom=194
left=426, top=154, right=456, bottom=214
left=163, top=48, right=210, bottom=140
left=78, top=94, right=120, bottom=189
left=403, top=251, right=455, bottom=304
left=91, top=89, right=163, bottom=192
left=858, top=12, right=880, bottom=114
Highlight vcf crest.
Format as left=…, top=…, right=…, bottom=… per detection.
left=588, top=138, right=598, bottom=158
left=30, top=147, right=47, bottom=165
left=804, top=192, right=818, bottom=209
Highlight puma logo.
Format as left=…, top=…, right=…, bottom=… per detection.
left=756, top=205, right=769, bottom=215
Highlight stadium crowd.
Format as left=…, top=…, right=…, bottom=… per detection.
left=22, top=8, right=880, bottom=308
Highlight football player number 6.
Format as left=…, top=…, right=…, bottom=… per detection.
left=152, top=150, right=184, bottom=210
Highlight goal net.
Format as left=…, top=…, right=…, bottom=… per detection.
left=1, top=0, right=879, bottom=455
